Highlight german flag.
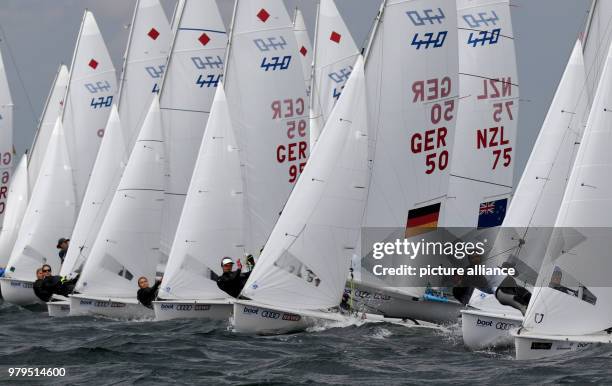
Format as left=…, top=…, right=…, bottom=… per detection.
left=405, top=202, right=441, bottom=237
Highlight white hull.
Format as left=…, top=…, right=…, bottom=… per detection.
left=69, top=294, right=154, bottom=319
left=153, top=299, right=233, bottom=321
left=232, top=300, right=344, bottom=335
left=47, top=299, right=71, bottom=317
left=0, top=278, right=43, bottom=306
left=347, top=281, right=462, bottom=324
left=513, top=330, right=606, bottom=360
left=461, top=309, right=523, bottom=350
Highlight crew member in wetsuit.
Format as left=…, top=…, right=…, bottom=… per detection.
left=33, top=265, right=79, bottom=302
left=495, top=262, right=531, bottom=315
left=57, top=238, right=70, bottom=264
left=549, top=266, right=577, bottom=296
left=33, top=267, right=50, bottom=302
left=137, top=276, right=161, bottom=309
left=216, top=256, right=255, bottom=298
left=452, top=253, right=493, bottom=305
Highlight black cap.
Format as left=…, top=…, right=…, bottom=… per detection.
left=57, top=238, right=70, bottom=248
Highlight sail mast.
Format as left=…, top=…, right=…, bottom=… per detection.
left=116, top=0, right=141, bottom=108
left=222, top=0, right=239, bottom=82
left=60, top=10, right=86, bottom=123
left=363, top=0, right=387, bottom=65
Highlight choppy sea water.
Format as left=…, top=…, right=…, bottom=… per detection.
left=0, top=300, right=611, bottom=385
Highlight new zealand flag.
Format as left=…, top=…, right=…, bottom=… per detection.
left=477, top=198, right=507, bottom=228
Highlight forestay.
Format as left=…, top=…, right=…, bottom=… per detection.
left=117, top=0, right=171, bottom=147
left=224, top=0, right=309, bottom=256
left=0, top=49, right=14, bottom=229
left=443, top=0, right=518, bottom=228
left=159, top=84, right=242, bottom=300
left=60, top=106, right=126, bottom=276
left=4, top=119, right=76, bottom=280
left=242, top=56, right=369, bottom=310
left=484, top=41, right=588, bottom=287
left=293, top=7, right=313, bottom=97
left=523, top=41, right=612, bottom=336
left=61, top=11, right=117, bottom=203
left=310, top=0, right=359, bottom=144
left=28, top=65, right=70, bottom=189
left=159, top=0, right=227, bottom=259
left=0, top=155, right=28, bottom=268
left=75, top=98, right=165, bottom=298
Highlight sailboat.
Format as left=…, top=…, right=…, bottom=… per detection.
left=48, top=0, right=171, bottom=317
left=232, top=55, right=369, bottom=334
left=462, top=40, right=588, bottom=350
left=348, top=0, right=461, bottom=323
left=292, top=7, right=313, bottom=97
left=154, top=84, right=239, bottom=321
left=0, top=119, right=76, bottom=306
left=0, top=11, right=117, bottom=306
left=158, top=0, right=227, bottom=269
left=70, top=98, right=165, bottom=319
left=309, top=0, right=359, bottom=144
left=0, top=65, right=68, bottom=277
left=512, top=38, right=612, bottom=360
left=0, top=48, right=14, bottom=231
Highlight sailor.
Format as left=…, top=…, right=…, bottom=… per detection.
left=495, top=262, right=531, bottom=315
left=216, top=256, right=255, bottom=298
left=33, top=267, right=51, bottom=302
left=136, top=276, right=161, bottom=309
left=32, top=265, right=75, bottom=302
left=56, top=238, right=70, bottom=264
left=549, top=266, right=577, bottom=296
left=452, top=253, right=493, bottom=304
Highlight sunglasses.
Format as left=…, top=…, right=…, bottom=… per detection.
left=42, top=269, right=51, bottom=273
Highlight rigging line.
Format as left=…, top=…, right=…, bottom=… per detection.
left=0, top=25, right=38, bottom=128
left=457, top=72, right=519, bottom=87
left=449, top=174, right=513, bottom=189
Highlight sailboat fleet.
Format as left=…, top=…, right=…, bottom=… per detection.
left=1, top=0, right=612, bottom=360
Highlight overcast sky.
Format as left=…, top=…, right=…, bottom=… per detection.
left=0, top=0, right=592, bottom=183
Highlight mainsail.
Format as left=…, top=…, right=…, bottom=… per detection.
left=0, top=49, right=14, bottom=229
left=309, top=0, right=359, bottom=144
left=0, top=155, right=27, bottom=268
left=159, top=0, right=227, bottom=260
left=224, top=0, right=309, bottom=256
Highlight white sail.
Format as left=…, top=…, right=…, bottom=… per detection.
left=75, top=98, right=165, bottom=298
left=293, top=7, right=313, bottom=96
left=62, top=11, right=117, bottom=203
left=442, top=0, right=518, bottom=228
left=159, top=0, right=227, bottom=259
left=60, top=106, right=126, bottom=276
left=0, top=49, right=14, bottom=229
left=28, top=65, right=70, bottom=189
left=159, top=84, right=242, bottom=300
left=224, top=0, right=309, bottom=255
left=60, top=1, right=170, bottom=277
left=522, top=40, right=612, bottom=336
left=0, top=155, right=28, bottom=268
left=309, top=0, right=359, bottom=144
left=117, top=0, right=171, bottom=146
left=242, top=56, right=369, bottom=310
left=583, top=0, right=612, bottom=106
left=485, top=41, right=588, bottom=279
left=363, top=1, right=458, bottom=249
left=4, top=119, right=76, bottom=280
